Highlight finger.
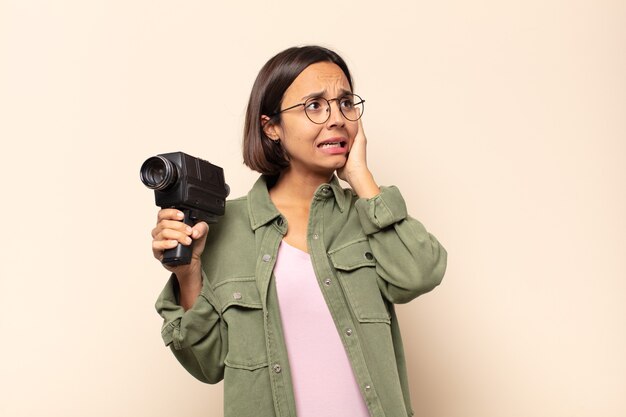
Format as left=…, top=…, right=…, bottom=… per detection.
left=189, top=222, right=210, bottom=258
left=191, top=222, right=209, bottom=239
left=349, top=119, right=365, bottom=153
left=152, top=238, right=179, bottom=253
left=157, top=208, right=185, bottom=223
left=356, top=118, right=366, bottom=142
left=154, top=228, right=193, bottom=246
left=152, top=239, right=179, bottom=260
left=152, top=219, right=193, bottom=238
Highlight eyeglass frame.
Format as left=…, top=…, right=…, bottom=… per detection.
left=270, top=93, right=365, bottom=125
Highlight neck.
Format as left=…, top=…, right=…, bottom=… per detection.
left=270, top=167, right=333, bottom=206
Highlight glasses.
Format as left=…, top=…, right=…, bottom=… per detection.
left=272, top=94, right=365, bottom=124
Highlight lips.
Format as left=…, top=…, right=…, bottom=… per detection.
left=317, top=138, right=347, bottom=149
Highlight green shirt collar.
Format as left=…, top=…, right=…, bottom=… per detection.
left=247, top=174, right=347, bottom=231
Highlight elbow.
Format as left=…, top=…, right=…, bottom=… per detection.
left=418, top=240, right=447, bottom=295
left=171, top=344, right=225, bottom=385
left=414, top=234, right=447, bottom=295
left=425, top=243, right=447, bottom=291
left=198, top=369, right=225, bottom=385
left=382, top=243, right=447, bottom=304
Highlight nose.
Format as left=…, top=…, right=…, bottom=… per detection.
left=325, top=99, right=345, bottom=128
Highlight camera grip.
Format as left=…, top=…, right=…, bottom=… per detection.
left=162, top=211, right=195, bottom=266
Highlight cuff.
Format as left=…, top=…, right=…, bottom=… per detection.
left=155, top=271, right=221, bottom=350
left=354, top=186, right=408, bottom=235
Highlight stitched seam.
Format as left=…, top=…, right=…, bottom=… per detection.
left=224, top=358, right=269, bottom=370
left=327, top=237, right=369, bottom=254
left=212, top=276, right=256, bottom=290
left=220, top=301, right=262, bottom=312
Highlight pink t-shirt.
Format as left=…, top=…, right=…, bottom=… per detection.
left=274, top=240, right=370, bottom=417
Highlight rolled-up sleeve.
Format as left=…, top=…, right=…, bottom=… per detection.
left=354, top=185, right=409, bottom=234
left=355, top=186, right=447, bottom=304
left=155, top=271, right=226, bottom=383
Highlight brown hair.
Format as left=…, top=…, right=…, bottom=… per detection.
left=242, top=45, right=354, bottom=175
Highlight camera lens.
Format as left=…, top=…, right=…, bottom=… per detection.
left=140, top=156, right=178, bottom=190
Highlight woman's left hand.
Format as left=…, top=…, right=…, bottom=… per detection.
left=337, top=119, right=380, bottom=198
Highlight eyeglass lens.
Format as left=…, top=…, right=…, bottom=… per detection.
left=304, top=94, right=364, bottom=124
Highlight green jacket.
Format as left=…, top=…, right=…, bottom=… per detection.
left=156, top=175, right=447, bottom=417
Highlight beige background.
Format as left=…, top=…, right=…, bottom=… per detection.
left=1, top=1, right=625, bottom=416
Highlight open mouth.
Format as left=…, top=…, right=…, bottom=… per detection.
left=317, top=141, right=347, bottom=149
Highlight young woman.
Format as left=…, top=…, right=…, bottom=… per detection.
left=151, top=45, right=447, bottom=417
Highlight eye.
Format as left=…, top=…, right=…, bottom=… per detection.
left=340, top=96, right=355, bottom=109
left=305, top=98, right=324, bottom=112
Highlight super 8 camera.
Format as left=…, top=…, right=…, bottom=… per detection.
left=140, top=151, right=229, bottom=266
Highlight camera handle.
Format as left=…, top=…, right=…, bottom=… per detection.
left=162, top=209, right=196, bottom=266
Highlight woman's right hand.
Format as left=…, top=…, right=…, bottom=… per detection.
left=151, top=209, right=209, bottom=308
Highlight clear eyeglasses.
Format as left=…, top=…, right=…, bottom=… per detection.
left=272, top=94, right=365, bottom=124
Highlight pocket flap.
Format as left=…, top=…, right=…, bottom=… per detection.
left=328, top=239, right=376, bottom=271
left=328, top=239, right=390, bottom=323
left=213, top=278, right=262, bottom=313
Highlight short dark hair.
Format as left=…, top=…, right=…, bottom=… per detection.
left=243, top=45, right=354, bottom=175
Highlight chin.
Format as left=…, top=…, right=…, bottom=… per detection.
left=328, top=159, right=347, bottom=171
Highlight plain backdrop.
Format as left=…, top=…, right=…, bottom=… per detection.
left=1, top=1, right=625, bottom=416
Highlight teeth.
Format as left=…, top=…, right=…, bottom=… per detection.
left=320, top=142, right=341, bottom=148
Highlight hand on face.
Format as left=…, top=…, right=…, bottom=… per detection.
left=263, top=62, right=377, bottom=197
left=337, top=118, right=380, bottom=198
left=338, top=118, right=368, bottom=182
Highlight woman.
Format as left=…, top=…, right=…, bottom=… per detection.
left=152, top=45, right=447, bottom=417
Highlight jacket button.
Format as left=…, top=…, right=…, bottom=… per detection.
left=272, top=364, right=282, bottom=373
left=233, top=292, right=242, bottom=300
left=364, top=251, right=374, bottom=260
left=324, top=278, right=331, bottom=286
left=312, top=233, right=319, bottom=240
left=276, top=217, right=284, bottom=226
left=345, top=328, right=353, bottom=336
left=262, top=254, right=271, bottom=262
left=365, top=384, right=371, bottom=391
left=321, top=186, right=331, bottom=194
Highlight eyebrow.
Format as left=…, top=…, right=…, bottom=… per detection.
left=300, top=88, right=353, bottom=101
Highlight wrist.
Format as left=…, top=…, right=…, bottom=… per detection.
left=174, top=264, right=202, bottom=288
left=347, top=170, right=380, bottom=199
left=174, top=268, right=203, bottom=310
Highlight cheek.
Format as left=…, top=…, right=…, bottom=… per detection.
left=283, top=122, right=323, bottom=144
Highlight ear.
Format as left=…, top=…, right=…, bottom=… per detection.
left=261, top=115, right=281, bottom=141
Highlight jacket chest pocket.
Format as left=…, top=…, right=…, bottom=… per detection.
left=329, top=239, right=391, bottom=324
left=214, top=279, right=268, bottom=370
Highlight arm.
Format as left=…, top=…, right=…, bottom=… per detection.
left=152, top=208, right=226, bottom=383
left=339, top=121, right=447, bottom=303
left=156, top=272, right=227, bottom=384
left=151, top=208, right=208, bottom=309
left=355, top=186, right=447, bottom=303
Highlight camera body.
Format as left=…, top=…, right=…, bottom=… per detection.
left=140, top=151, right=229, bottom=265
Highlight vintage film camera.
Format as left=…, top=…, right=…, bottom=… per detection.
left=140, top=151, right=229, bottom=265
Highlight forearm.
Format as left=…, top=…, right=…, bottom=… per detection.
left=346, top=169, right=380, bottom=199
left=175, top=267, right=203, bottom=310
left=371, top=216, right=447, bottom=302
left=156, top=272, right=226, bottom=383
left=355, top=186, right=447, bottom=303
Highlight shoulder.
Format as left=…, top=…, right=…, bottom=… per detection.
left=201, top=194, right=254, bottom=263
left=211, top=195, right=249, bottom=232
left=225, top=195, right=249, bottom=213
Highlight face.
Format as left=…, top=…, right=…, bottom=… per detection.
left=263, top=62, right=359, bottom=179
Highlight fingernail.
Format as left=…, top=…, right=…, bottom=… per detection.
left=186, top=226, right=192, bottom=234
left=177, top=211, right=184, bottom=219
left=186, top=237, right=192, bottom=245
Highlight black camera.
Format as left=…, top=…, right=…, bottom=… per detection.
left=140, top=151, right=229, bottom=266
